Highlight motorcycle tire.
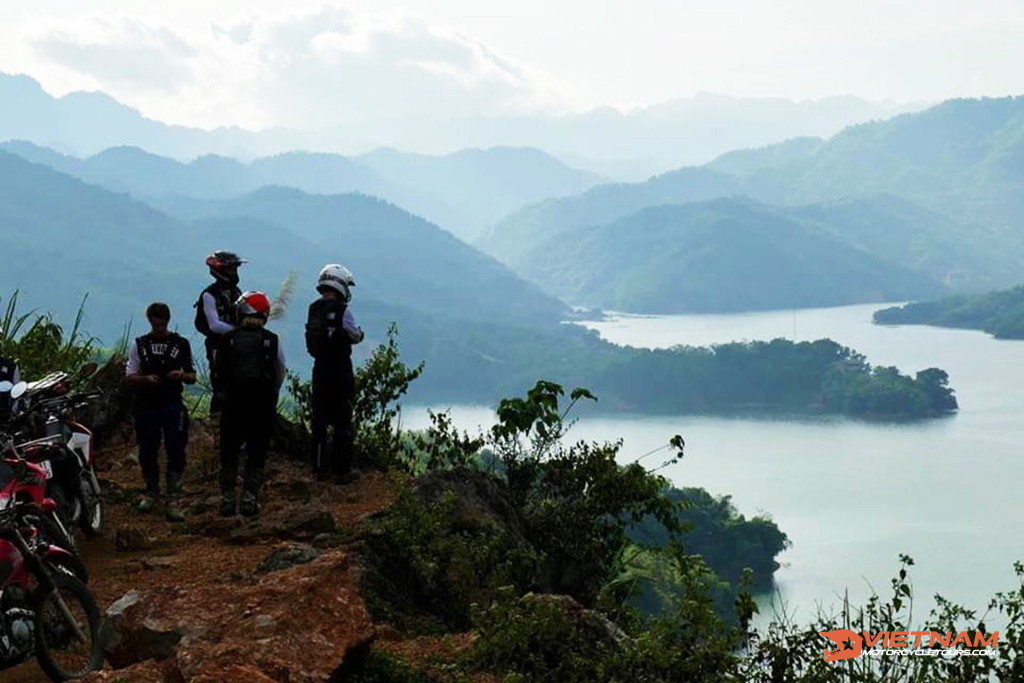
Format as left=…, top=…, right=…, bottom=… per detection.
left=48, top=485, right=80, bottom=543
left=32, top=572, right=103, bottom=681
left=79, top=473, right=103, bottom=538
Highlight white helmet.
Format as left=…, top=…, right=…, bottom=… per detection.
left=317, top=264, right=356, bottom=302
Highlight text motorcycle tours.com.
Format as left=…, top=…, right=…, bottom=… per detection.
left=819, top=629, right=1000, bottom=662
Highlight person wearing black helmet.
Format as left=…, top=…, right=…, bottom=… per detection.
left=305, top=264, right=364, bottom=484
left=217, top=291, right=286, bottom=517
left=194, top=250, right=245, bottom=415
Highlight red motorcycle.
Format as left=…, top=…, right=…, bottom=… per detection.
left=0, top=449, right=103, bottom=680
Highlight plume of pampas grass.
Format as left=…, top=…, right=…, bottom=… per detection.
left=269, top=271, right=297, bottom=321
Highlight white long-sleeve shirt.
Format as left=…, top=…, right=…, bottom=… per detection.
left=340, top=307, right=364, bottom=343
left=202, top=292, right=236, bottom=335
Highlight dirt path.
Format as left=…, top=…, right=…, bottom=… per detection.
left=5, top=440, right=397, bottom=682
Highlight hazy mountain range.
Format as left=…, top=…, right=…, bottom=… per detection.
left=0, top=140, right=603, bottom=243
left=481, top=96, right=1024, bottom=312
left=0, top=72, right=922, bottom=178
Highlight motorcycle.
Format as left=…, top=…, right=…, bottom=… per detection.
left=6, top=375, right=104, bottom=541
left=0, top=451, right=103, bottom=680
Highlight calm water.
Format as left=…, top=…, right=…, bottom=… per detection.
left=404, top=302, right=1024, bottom=626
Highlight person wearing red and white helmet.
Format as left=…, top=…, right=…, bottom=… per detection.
left=216, top=290, right=286, bottom=517
left=305, top=264, right=364, bottom=484
left=193, top=250, right=246, bottom=415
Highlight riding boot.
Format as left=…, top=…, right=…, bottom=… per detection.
left=219, top=465, right=238, bottom=517
left=165, top=471, right=186, bottom=523
left=240, top=468, right=264, bottom=518
left=138, top=472, right=160, bottom=514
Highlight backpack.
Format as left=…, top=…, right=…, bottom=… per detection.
left=194, top=285, right=241, bottom=337
left=305, top=298, right=347, bottom=359
left=222, top=327, right=278, bottom=393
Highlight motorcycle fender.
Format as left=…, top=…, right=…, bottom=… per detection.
left=0, top=542, right=29, bottom=587
left=42, top=545, right=77, bottom=565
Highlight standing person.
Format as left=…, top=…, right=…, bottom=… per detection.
left=194, top=251, right=245, bottom=415
left=218, top=291, right=286, bottom=517
left=305, top=264, right=364, bottom=484
left=125, top=302, right=196, bottom=522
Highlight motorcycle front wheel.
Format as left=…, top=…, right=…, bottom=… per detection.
left=79, top=472, right=103, bottom=537
left=32, top=572, right=103, bottom=681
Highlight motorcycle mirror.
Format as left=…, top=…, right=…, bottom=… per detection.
left=9, top=381, right=27, bottom=400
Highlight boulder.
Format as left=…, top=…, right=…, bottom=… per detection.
left=97, top=552, right=375, bottom=681
left=100, top=589, right=194, bottom=669
left=256, top=542, right=322, bottom=574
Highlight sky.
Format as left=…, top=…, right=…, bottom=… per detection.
left=1, top=0, right=1022, bottom=130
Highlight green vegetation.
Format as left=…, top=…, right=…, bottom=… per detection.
left=342, top=358, right=1007, bottom=683
left=0, top=153, right=957, bottom=419
left=874, top=284, right=1024, bottom=339
left=0, top=291, right=99, bottom=378
left=592, top=337, right=957, bottom=417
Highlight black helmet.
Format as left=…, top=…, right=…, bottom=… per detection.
left=206, top=250, right=246, bottom=284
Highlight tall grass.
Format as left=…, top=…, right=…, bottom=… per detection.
left=0, top=290, right=97, bottom=379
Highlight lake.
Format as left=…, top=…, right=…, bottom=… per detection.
left=404, top=302, right=1024, bottom=627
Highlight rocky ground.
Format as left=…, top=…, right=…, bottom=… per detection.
left=6, top=420, right=477, bottom=682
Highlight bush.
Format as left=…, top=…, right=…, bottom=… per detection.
left=287, top=323, right=424, bottom=469
left=0, top=291, right=96, bottom=379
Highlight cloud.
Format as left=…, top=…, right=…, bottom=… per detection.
left=16, top=4, right=565, bottom=130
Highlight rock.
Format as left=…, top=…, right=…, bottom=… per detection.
left=269, top=477, right=315, bottom=503
left=254, top=614, right=276, bottom=629
left=226, top=508, right=337, bottom=544
left=100, top=589, right=191, bottom=669
left=96, top=553, right=374, bottom=681
left=185, top=516, right=243, bottom=537
left=521, top=593, right=629, bottom=649
left=115, top=525, right=154, bottom=552
left=256, top=542, right=322, bottom=574
left=140, top=557, right=176, bottom=571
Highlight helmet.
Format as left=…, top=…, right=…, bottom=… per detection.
left=317, top=264, right=356, bottom=302
left=235, top=291, right=271, bottom=320
left=206, top=250, right=246, bottom=284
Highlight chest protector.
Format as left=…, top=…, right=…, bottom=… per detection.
left=223, top=327, right=279, bottom=392
left=195, top=284, right=241, bottom=337
left=305, top=298, right=352, bottom=360
left=135, top=334, right=191, bottom=403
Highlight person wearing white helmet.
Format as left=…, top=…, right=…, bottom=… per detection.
left=305, top=264, right=364, bottom=484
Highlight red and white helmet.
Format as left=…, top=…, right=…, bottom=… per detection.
left=235, top=291, right=271, bottom=320
left=316, top=264, right=356, bottom=302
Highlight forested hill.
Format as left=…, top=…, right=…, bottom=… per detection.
left=502, top=197, right=942, bottom=313
left=874, top=285, right=1024, bottom=339
left=0, top=149, right=566, bottom=348
left=481, top=96, right=1024, bottom=313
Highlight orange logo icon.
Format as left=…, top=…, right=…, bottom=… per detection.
left=819, top=629, right=864, bottom=662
